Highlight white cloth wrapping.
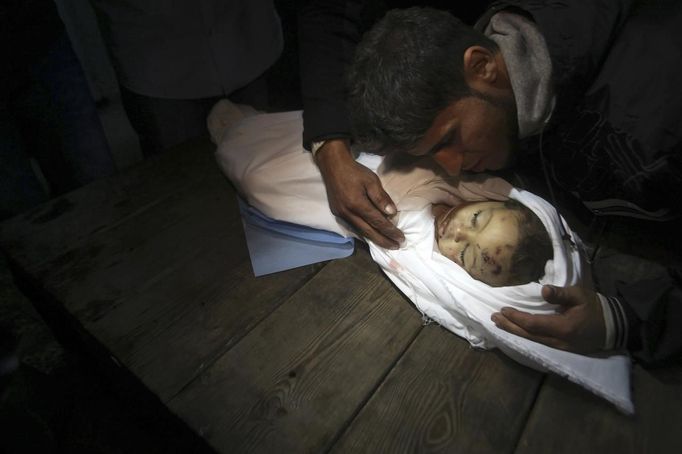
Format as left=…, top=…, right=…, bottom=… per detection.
left=212, top=106, right=634, bottom=414
left=369, top=194, right=633, bottom=414
left=370, top=188, right=578, bottom=350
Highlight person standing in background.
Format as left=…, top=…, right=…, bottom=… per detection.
left=1, top=0, right=116, bottom=220
left=91, top=0, right=283, bottom=156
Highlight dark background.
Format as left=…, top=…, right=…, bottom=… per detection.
left=0, top=1, right=519, bottom=452
left=1, top=1, right=304, bottom=453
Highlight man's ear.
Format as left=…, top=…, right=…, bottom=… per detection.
left=463, top=46, right=498, bottom=85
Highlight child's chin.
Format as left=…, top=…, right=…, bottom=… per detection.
left=437, top=246, right=462, bottom=267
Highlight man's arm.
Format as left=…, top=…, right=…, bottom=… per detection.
left=607, top=269, right=682, bottom=364
left=298, top=0, right=378, bottom=149
left=491, top=285, right=606, bottom=353
left=492, top=273, right=682, bottom=365
left=298, top=1, right=404, bottom=248
left=314, top=139, right=404, bottom=248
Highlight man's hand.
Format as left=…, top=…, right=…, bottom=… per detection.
left=315, top=139, right=405, bottom=249
left=491, top=285, right=605, bottom=353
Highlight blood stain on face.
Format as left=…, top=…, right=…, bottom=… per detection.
left=481, top=250, right=502, bottom=275
left=434, top=200, right=522, bottom=286
left=482, top=250, right=492, bottom=264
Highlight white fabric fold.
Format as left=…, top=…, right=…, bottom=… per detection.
left=368, top=191, right=632, bottom=414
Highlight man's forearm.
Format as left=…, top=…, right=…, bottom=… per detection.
left=314, top=138, right=353, bottom=172
left=298, top=0, right=368, bottom=149
left=609, top=274, right=682, bottom=365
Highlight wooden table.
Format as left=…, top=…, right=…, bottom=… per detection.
left=2, top=138, right=681, bottom=453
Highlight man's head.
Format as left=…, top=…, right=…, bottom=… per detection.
left=433, top=200, right=552, bottom=287
left=348, top=7, right=518, bottom=175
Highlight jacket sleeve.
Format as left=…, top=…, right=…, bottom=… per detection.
left=612, top=265, right=682, bottom=365
left=298, top=0, right=369, bottom=150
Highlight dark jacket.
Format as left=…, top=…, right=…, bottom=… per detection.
left=484, top=0, right=682, bottom=221
left=298, top=0, right=682, bottom=365
left=483, top=0, right=682, bottom=365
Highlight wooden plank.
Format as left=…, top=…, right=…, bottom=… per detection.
left=331, top=325, right=543, bottom=453
left=35, top=171, right=244, bottom=322
left=515, top=365, right=682, bottom=453
left=0, top=137, right=217, bottom=274
left=1, top=136, right=329, bottom=401
left=1, top=134, right=245, bottom=334
left=168, top=249, right=424, bottom=454
left=96, top=257, right=326, bottom=402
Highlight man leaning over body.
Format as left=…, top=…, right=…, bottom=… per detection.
left=298, top=0, right=682, bottom=364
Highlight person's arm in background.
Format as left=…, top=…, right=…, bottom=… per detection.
left=298, top=0, right=404, bottom=248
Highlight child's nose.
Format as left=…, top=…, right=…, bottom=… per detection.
left=454, top=227, right=468, bottom=242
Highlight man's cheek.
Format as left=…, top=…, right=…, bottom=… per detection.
left=433, top=148, right=464, bottom=176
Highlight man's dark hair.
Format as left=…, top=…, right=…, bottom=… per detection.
left=347, top=7, right=498, bottom=154
left=504, top=200, right=553, bottom=286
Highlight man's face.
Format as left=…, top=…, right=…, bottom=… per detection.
left=434, top=201, right=520, bottom=287
left=409, top=93, right=518, bottom=175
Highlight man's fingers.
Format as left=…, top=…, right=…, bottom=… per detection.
left=361, top=210, right=404, bottom=244
left=493, top=286, right=603, bottom=354
left=364, top=181, right=405, bottom=243
left=491, top=312, right=568, bottom=350
left=350, top=213, right=400, bottom=249
left=542, top=285, right=581, bottom=307
left=365, top=181, right=398, bottom=216
left=333, top=199, right=403, bottom=248
left=348, top=196, right=404, bottom=246
left=496, top=307, right=568, bottom=338
left=321, top=157, right=404, bottom=248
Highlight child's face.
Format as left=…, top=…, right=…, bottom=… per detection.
left=435, top=201, right=521, bottom=286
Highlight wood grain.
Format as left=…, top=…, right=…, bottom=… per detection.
left=168, top=249, right=423, bottom=454
left=0, top=137, right=217, bottom=275
left=515, top=365, right=682, bottom=454
left=97, top=256, right=326, bottom=402
left=40, top=173, right=244, bottom=322
left=0, top=136, right=324, bottom=401
left=331, top=324, right=543, bottom=454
